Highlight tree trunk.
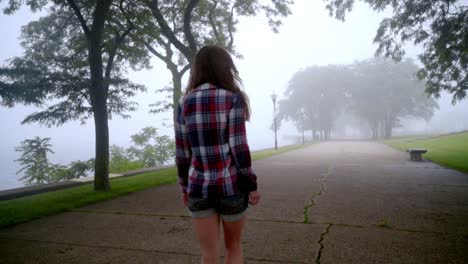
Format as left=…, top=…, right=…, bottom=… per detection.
left=66, top=0, right=112, bottom=190
left=380, top=121, right=385, bottom=139
left=374, top=126, right=378, bottom=139
left=87, top=0, right=112, bottom=191
left=385, top=126, right=392, bottom=139
left=92, top=95, right=110, bottom=190
left=384, top=118, right=393, bottom=139
left=89, top=42, right=110, bottom=190
left=378, top=122, right=384, bottom=139
left=371, top=123, right=378, bottom=140
left=172, top=72, right=183, bottom=121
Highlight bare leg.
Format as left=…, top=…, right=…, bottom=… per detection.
left=222, top=215, right=247, bottom=264
left=192, top=213, right=221, bottom=264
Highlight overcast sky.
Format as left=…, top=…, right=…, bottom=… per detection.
left=1, top=1, right=467, bottom=190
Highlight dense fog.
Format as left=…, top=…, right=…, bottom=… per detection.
left=1, top=1, right=466, bottom=190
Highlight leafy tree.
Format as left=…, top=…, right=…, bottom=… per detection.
left=0, top=0, right=150, bottom=190
left=136, top=0, right=293, bottom=117
left=14, top=137, right=54, bottom=186
left=109, top=145, right=143, bottom=173
left=324, top=0, right=468, bottom=103
left=127, top=126, right=175, bottom=167
left=277, top=65, right=351, bottom=140
left=14, top=128, right=172, bottom=186
left=278, top=58, right=438, bottom=139
left=49, top=159, right=95, bottom=182
left=349, top=58, right=439, bottom=138
left=15, top=136, right=94, bottom=185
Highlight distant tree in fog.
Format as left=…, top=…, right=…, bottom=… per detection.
left=278, top=58, right=438, bottom=140
left=109, top=126, right=175, bottom=172
left=349, top=58, right=439, bottom=139
left=109, top=145, right=144, bottom=173
left=277, top=65, right=351, bottom=140
left=324, top=0, right=467, bottom=103
left=15, top=137, right=54, bottom=186
left=15, top=137, right=93, bottom=186
left=127, top=126, right=175, bottom=167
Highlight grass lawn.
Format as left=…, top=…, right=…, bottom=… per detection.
left=0, top=144, right=306, bottom=228
left=383, top=132, right=468, bottom=173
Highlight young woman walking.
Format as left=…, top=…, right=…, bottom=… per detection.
left=175, top=45, right=261, bottom=264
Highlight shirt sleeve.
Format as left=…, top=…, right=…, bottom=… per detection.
left=174, top=98, right=191, bottom=194
left=228, top=93, right=257, bottom=192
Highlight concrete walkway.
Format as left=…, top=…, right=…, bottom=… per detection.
left=1, top=141, right=467, bottom=263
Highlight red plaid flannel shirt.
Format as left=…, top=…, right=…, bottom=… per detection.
left=175, top=83, right=257, bottom=198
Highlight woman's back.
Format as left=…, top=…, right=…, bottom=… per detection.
left=176, top=83, right=256, bottom=198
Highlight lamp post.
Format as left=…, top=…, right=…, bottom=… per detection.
left=271, top=92, right=278, bottom=150
left=300, top=109, right=305, bottom=145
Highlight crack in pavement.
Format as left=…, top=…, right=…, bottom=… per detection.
left=418, top=183, right=468, bottom=188
left=72, top=209, right=462, bottom=236
left=303, top=165, right=333, bottom=224
left=315, top=224, right=333, bottom=264
left=73, top=209, right=319, bottom=225
left=73, top=209, right=311, bottom=226
left=0, top=236, right=309, bottom=263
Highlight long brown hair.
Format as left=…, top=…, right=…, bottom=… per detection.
left=186, top=45, right=251, bottom=120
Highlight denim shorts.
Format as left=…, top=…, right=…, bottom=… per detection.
left=188, top=193, right=249, bottom=222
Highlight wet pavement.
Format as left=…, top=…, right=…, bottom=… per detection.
left=1, top=141, right=467, bottom=263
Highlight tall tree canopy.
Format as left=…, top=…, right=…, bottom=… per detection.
left=324, top=0, right=468, bottom=103
left=349, top=58, right=439, bottom=139
left=0, top=0, right=150, bottom=190
left=136, top=0, right=293, bottom=117
left=0, top=0, right=293, bottom=190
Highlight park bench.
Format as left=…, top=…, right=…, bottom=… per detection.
left=406, top=148, right=427, bottom=161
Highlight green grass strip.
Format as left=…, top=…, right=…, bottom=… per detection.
left=0, top=168, right=177, bottom=228
left=0, top=144, right=306, bottom=228
left=251, top=144, right=305, bottom=160
left=383, top=132, right=468, bottom=174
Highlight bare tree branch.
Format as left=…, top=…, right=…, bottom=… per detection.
left=154, top=32, right=169, bottom=47
left=183, top=0, right=199, bottom=54
left=227, top=3, right=236, bottom=50
left=142, top=39, right=167, bottom=61
left=145, top=0, right=193, bottom=62
left=208, top=0, right=220, bottom=42
left=65, top=0, right=90, bottom=36
left=104, top=0, right=135, bottom=92
left=180, top=64, right=190, bottom=76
